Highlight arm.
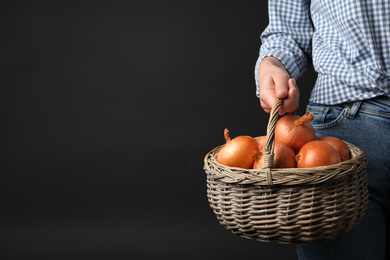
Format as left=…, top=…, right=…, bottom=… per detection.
left=255, top=0, right=313, bottom=114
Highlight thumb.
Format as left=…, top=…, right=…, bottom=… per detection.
left=275, top=85, right=288, bottom=99
left=279, top=78, right=299, bottom=115
left=273, top=76, right=289, bottom=99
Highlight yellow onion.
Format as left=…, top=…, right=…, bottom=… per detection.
left=216, top=129, right=258, bottom=169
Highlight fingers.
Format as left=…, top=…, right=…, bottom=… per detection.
left=259, top=72, right=288, bottom=111
left=279, top=78, right=299, bottom=115
left=273, top=74, right=289, bottom=100
left=257, top=57, right=299, bottom=114
left=259, top=77, right=278, bottom=113
left=259, top=77, right=299, bottom=115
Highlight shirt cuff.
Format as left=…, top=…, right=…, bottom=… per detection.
left=259, top=49, right=302, bottom=80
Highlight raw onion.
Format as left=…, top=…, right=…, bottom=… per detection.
left=275, top=112, right=316, bottom=153
left=319, top=136, right=350, bottom=161
left=253, top=140, right=296, bottom=169
left=216, top=128, right=258, bottom=169
left=256, top=135, right=267, bottom=149
left=296, top=140, right=341, bottom=168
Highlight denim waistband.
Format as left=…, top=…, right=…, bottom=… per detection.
left=342, top=96, right=390, bottom=118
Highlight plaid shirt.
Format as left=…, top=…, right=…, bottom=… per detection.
left=255, top=0, right=390, bottom=105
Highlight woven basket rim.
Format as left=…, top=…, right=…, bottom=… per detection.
left=204, top=99, right=367, bottom=186
left=204, top=138, right=367, bottom=186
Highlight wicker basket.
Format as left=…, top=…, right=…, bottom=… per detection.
left=204, top=99, right=368, bottom=245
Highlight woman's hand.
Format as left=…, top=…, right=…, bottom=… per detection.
left=258, top=56, right=299, bottom=115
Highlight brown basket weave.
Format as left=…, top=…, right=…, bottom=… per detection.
left=204, top=99, right=368, bottom=245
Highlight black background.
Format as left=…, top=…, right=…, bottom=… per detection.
left=1, top=1, right=316, bottom=259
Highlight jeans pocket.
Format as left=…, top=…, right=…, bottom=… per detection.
left=306, top=102, right=349, bottom=131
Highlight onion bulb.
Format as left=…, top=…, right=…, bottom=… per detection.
left=319, top=136, right=350, bottom=161
left=296, top=140, right=341, bottom=168
left=256, top=135, right=267, bottom=149
left=275, top=112, right=316, bottom=153
left=216, top=128, right=258, bottom=169
left=253, top=140, right=296, bottom=169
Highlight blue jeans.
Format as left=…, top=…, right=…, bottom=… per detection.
left=296, top=96, right=390, bottom=260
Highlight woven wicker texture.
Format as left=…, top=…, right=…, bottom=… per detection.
left=204, top=99, right=369, bottom=245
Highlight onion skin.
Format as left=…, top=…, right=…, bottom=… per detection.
left=216, top=129, right=258, bottom=169
left=296, top=140, right=341, bottom=168
left=275, top=112, right=316, bottom=153
left=256, top=135, right=267, bottom=149
left=253, top=140, right=296, bottom=169
left=319, top=136, right=350, bottom=161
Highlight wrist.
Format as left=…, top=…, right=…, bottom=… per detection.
left=260, top=56, right=288, bottom=71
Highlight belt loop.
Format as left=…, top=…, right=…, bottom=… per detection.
left=347, top=101, right=362, bottom=118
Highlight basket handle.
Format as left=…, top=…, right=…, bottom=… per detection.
left=263, top=98, right=285, bottom=186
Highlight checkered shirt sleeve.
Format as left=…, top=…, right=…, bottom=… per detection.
left=255, top=0, right=390, bottom=105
